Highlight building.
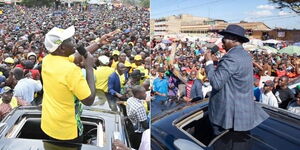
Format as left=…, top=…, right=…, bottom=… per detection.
left=152, top=14, right=211, bottom=37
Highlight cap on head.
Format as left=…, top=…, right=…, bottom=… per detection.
left=4, top=57, right=14, bottom=64
left=44, top=26, right=75, bottom=53
left=263, top=80, right=274, bottom=87
left=0, top=86, right=13, bottom=94
left=134, top=55, right=142, bottom=61
left=112, top=50, right=120, bottom=56
left=27, top=52, right=37, bottom=59
left=98, top=55, right=110, bottom=65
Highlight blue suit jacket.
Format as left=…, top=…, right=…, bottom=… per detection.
left=108, top=72, right=121, bottom=96
left=205, top=45, right=269, bottom=131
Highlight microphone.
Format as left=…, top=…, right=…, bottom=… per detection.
left=77, top=45, right=87, bottom=58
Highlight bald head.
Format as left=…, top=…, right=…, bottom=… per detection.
left=132, top=85, right=146, bottom=100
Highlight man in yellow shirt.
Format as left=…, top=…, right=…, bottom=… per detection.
left=111, top=50, right=120, bottom=69
left=94, top=55, right=114, bottom=105
left=41, top=26, right=110, bottom=143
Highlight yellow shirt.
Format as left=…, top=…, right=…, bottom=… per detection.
left=116, top=71, right=126, bottom=88
left=111, top=60, right=118, bottom=69
left=41, top=54, right=91, bottom=140
left=10, top=97, right=18, bottom=108
left=95, top=66, right=114, bottom=92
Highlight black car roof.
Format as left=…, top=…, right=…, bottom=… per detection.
left=152, top=100, right=300, bottom=150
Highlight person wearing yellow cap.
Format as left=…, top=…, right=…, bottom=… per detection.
left=4, top=57, right=15, bottom=70
left=131, top=55, right=142, bottom=70
left=111, top=50, right=120, bottom=69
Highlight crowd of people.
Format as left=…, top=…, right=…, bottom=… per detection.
left=150, top=33, right=300, bottom=116
left=0, top=3, right=150, bottom=150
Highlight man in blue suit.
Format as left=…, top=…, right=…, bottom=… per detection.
left=107, top=62, right=126, bottom=111
left=204, top=24, right=269, bottom=136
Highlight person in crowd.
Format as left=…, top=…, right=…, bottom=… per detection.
left=0, top=86, right=14, bottom=120
left=273, top=76, right=295, bottom=109
left=259, top=80, right=278, bottom=107
left=94, top=55, right=115, bottom=105
left=107, top=62, right=126, bottom=111
left=126, top=85, right=149, bottom=149
left=124, top=69, right=144, bottom=99
left=153, top=67, right=169, bottom=103
left=13, top=67, right=42, bottom=105
left=183, top=69, right=203, bottom=102
left=204, top=24, right=269, bottom=136
left=287, top=91, right=300, bottom=115
left=111, top=50, right=120, bottom=69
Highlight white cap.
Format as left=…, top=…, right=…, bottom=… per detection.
left=98, top=55, right=110, bottom=65
left=44, top=26, right=75, bottom=53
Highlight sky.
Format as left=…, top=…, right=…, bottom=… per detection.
left=151, top=0, right=300, bottom=29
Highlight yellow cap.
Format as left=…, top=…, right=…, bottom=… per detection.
left=112, top=50, right=120, bottom=56
left=128, top=42, right=134, bottom=46
left=4, top=57, right=14, bottom=64
left=134, top=55, right=142, bottom=61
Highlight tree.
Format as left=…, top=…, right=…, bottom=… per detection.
left=22, top=0, right=54, bottom=7
left=269, top=0, right=300, bottom=13
left=140, top=0, right=149, bottom=8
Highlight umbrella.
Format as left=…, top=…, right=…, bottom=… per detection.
left=243, top=44, right=259, bottom=51
left=293, top=42, right=300, bottom=47
left=162, top=39, right=172, bottom=44
left=261, top=46, right=278, bottom=54
left=263, top=39, right=280, bottom=44
left=279, top=46, right=300, bottom=55
left=249, top=39, right=263, bottom=47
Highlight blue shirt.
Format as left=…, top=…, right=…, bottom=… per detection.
left=254, top=87, right=261, bottom=102
left=153, top=77, right=169, bottom=101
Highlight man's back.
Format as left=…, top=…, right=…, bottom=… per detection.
left=206, top=46, right=269, bottom=131
left=126, top=97, right=147, bottom=132
left=14, top=78, right=42, bottom=103
left=95, top=66, right=114, bottom=92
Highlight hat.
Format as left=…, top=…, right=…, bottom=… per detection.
left=134, top=55, right=142, bottom=61
left=131, top=70, right=145, bottom=78
left=4, top=57, right=14, bottom=64
left=112, top=50, right=120, bottom=56
left=0, top=86, right=13, bottom=94
left=219, top=24, right=249, bottom=43
left=98, top=55, right=110, bottom=65
left=44, top=26, right=75, bottom=53
left=263, top=80, right=274, bottom=87
left=27, top=52, right=37, bottom=59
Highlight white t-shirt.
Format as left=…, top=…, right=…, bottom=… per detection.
left=14, top=78, right=42, bottom=103
left=260, top=89, right=278, bottom=108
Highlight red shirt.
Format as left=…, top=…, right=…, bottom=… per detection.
left=276, top=70, right=286, bottom=77
left=186, top=80, right=194, bottom=98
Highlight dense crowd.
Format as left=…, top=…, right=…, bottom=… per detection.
left=0, top=3, right=150, bottom=149
left=150, top=36, right=300, bottom=115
